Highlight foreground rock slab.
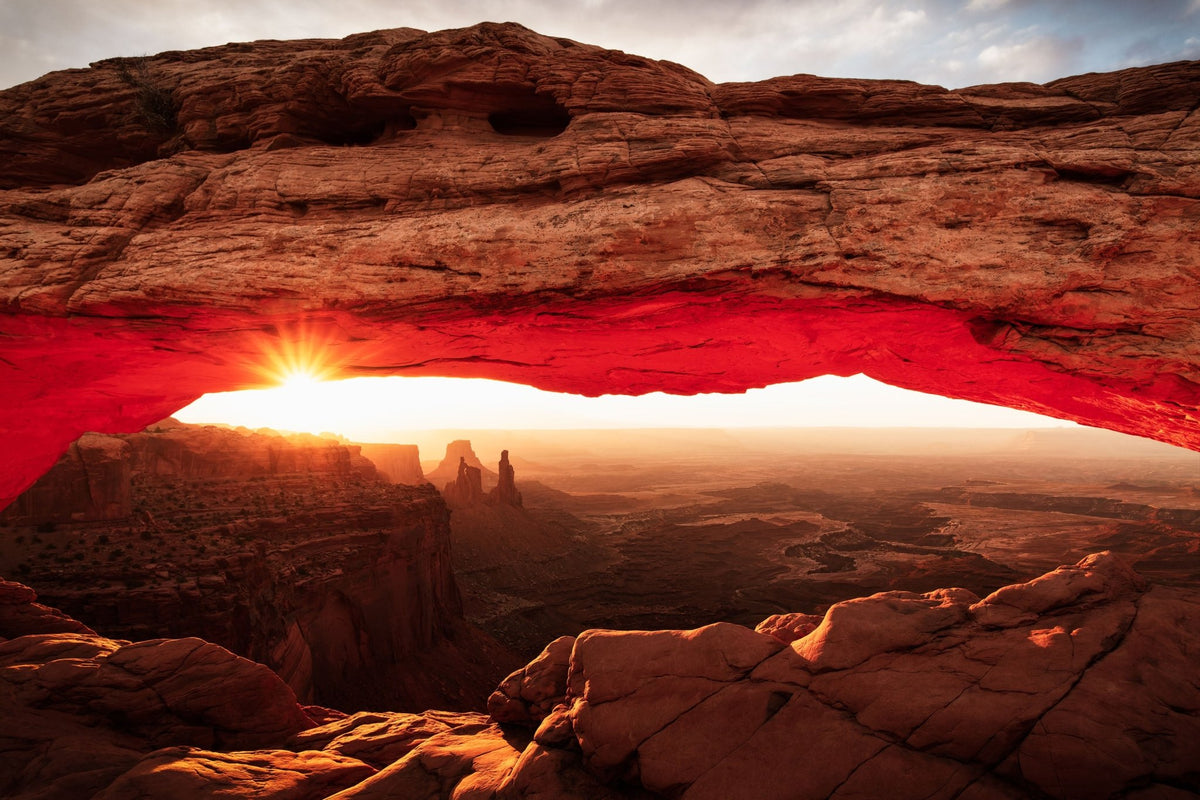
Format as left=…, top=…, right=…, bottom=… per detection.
left=2, top=552, right=1198, bottom=798
left=1, top=24, right=1199, bottom=510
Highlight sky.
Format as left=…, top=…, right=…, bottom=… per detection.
left=174, top=374, right=1076, bottom=436
left=2, top=0, right=1198, bottom=90
left=6, top=1, right=1193, bottom=433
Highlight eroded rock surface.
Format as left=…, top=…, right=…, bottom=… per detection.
left=543, top=552, right=1199, bottom=799
left=5, top=553, right=1196, bottom=798
left=1, top=25, right=1198, bottom=509
left=0, top=606, right=319, bottom=797
left=0, top=419, right=517, bottom=713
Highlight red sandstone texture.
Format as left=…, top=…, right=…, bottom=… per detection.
left=0, top=24, right=1198, bottom=508
left=0, top=419, right=514, bottom=713
left=0, top=417, right=378, bottom=526
left=2, top=552, right=1197, bottom=798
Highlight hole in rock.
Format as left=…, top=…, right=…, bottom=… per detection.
left=312, top=108, right=418, bottom=146
left=487, top=96, right=570, bottom=137
left=1053, top=167, right=1135, bottom=187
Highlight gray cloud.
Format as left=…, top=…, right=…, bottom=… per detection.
left=1, top=0, right=1197, bottom=90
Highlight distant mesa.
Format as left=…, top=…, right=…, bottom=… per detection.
left=356, top=443, right=426, bottom=485
left=426, top=440, right=497, bottom=489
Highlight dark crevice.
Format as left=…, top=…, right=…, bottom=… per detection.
left=1054, top=168, right=1136, bottom=187
left=764, top=690, right=791, bottom=720
left=208, top=134, right=253, bottom=154
left=315, top=109, right=416, bottom=147
left=980, top=596, right=1145, bottom=796
left=488, top=105, right=571, bottom=137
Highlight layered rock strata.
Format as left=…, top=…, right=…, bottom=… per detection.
left=1, top=25, right=1199, bottom=511
left=0, top=418, right=378, bottom=526
left=357, top=443, right=426, bottom=485
left=3, top=553, right=1197, bottom=798
left=1, top=420, right=513, bottom=712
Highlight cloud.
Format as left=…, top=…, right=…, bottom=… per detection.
left=1, top=0, right=1196, bottom=91
left=966, top=0, right=1010, bottom=11
left=977, top=32, right=1084, bottom=82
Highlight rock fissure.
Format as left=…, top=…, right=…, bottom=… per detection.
left=992, top=594, right=1145, bottom=785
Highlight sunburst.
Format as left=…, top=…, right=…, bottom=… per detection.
left=249, top=320, right=345, bottom=389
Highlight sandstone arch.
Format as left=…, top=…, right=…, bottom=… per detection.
left=2, top=23, right=1199, bottom=509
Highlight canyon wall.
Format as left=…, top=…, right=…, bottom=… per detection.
left=0, top=421, right=514, bottom=711
left=357, top=443, right=426, bottom=484
left=0, top=24, right=1198, bottom=510
left=0, top=433, right=134, bottom=525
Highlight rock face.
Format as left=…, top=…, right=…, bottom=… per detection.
left=1, top=24, right=1198, bottom=510
left=0, top=420, right=517, bottom=713
left=357, top=443, right=426, bottom=485
left=4, top=554, right=1197, bottom=798
left=488, top=552, right=1200, bottom=800
left=0, top=578, right=95, bottom=638
left=0, top=418, right=377, bottom=527
left=0, top=433, right=133, bottom=525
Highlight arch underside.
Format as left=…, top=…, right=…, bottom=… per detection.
left=1, top=24, right=1198, bottom=508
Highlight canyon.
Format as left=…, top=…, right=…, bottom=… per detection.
left=4, top=548, right=1199, bottom=798
left=443, top=426, right=1200, bottom=658
left=0, top=419, right=516, bottom=713
left=3, top=426, right=1200, bottom=797
left=1, top=21, right=1199, bottom=800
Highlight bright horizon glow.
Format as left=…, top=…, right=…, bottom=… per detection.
left=173, top=374, right=1077, bottom=441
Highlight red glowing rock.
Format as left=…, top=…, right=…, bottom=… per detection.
left=0, top=23, right=1197, bottom=510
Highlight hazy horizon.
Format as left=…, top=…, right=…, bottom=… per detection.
left=173, top=417, right=1199, bottom=464
left=175, top=374, right=1083, bottom=441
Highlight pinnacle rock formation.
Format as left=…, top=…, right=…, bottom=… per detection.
left=443, top=456, right=485, bottom=508
left=487, top=449, right=523, bottom=507
left=1, top=24, right=1199, bottom=508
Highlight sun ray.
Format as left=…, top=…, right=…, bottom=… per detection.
left=245, top=319, right=350, bottom=388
